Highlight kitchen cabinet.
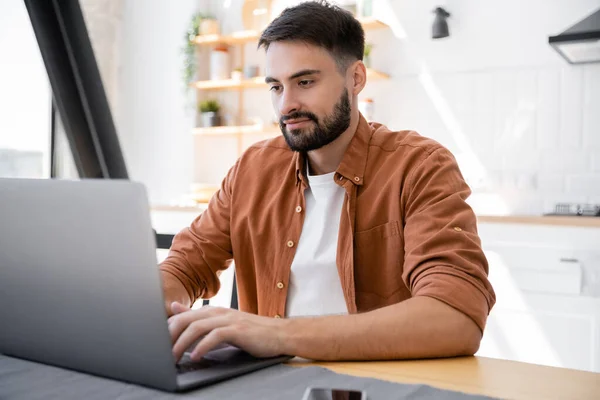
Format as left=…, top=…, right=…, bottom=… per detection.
left=476, top=219, right=600, bottom=372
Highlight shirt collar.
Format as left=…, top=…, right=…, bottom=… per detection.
left=295, top=114, right=372, bottom=187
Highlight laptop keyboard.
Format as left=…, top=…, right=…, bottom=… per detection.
left=176, top=354, right=220, bottom=374
left=175, top=347, right=258, bottom=374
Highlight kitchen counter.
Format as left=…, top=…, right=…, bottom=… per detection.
left=476, top=215, right=600, bottom=228
left=152, top=204, right=208, bottom=213
left=151, top=205, right=600, bottom=228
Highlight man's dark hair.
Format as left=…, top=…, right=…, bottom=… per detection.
left=258, top=1, right=365, bottom=73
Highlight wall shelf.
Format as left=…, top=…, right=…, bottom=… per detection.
left=192, top=68, right=389, bottom=91
left=366, top=68, right=390, bottom=80
left=194, top=30, right=261, bottom=46
left=193, top=17, right=388, bottom=47
left=192, top=76, right=265, bottom=90
left=358, top=17, right=388, bottom=30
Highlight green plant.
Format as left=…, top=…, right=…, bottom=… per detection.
left=364, top=43, right=373, bottom=58
left=198, top=99, right=221, bottom=113
left=182, top=12, right=213, bottom=91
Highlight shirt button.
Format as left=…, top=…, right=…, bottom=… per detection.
left=274, top=314, right=281, bottom=319
left=287, top=240, right=294, bottom=247
left=354, top=176, right=360, bottom=182
left=276, top=281, right=284, bottom=289
left=453, top=226, right=463, bottom=232
left=295, top=206, right=302, bottom=213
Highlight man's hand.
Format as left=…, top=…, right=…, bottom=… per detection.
left=168, top=302, right=287, bottom=362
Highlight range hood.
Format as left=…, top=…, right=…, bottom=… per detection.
left=549, top=8, right=600, bottom=64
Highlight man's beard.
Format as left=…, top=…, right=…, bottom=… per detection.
left=279, top=88, right=351, bottom=152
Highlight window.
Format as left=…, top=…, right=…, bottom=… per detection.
left=0, top=0, right=52, bottom=179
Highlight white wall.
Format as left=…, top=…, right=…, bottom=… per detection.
left=361, top=0, right=600, bottom=215
left=0, top=0, right=50, bottom=178
left=116, top=0, right=198, bottom=204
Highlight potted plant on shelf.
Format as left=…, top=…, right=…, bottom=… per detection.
left=363, top=43, right=373, bottom=68
left=182, top=12, right=216, bottom=92
left=198, top=100, right=222, bottom=127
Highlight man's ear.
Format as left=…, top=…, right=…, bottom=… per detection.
left=350, top=60, right=367, bottom=96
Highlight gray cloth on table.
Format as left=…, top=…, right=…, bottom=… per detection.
left=0, top=355, right=496, bottom=400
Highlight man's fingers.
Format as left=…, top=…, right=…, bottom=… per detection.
left=190, top=327, right=235, bottom=361
left=168, top=306, right=217, bottom=343
left=172, top=316, right=229, bottom=362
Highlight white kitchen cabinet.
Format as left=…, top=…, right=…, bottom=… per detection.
left=476, top=220, right=600, bottom=373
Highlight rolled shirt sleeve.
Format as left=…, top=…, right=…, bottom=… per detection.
left=401, top=147, right=496, bottom=332
left=159, top=160, right=238, bottom=303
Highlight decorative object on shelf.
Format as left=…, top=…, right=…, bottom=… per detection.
left=182, top=12, right=213, bottom=91
left=242, top=0, right=272, bottom=32
left=357, top=0, right=373, bottom=17
left=222, top=113, right=236, bottom=127
left=359, top=98, right=374, bottom=121
left=199, top=100, right=222, bottom=127
left=432, top=7, right=451, bottom=39
left=210, top=45, right=231, bottom=81
left=363, top=43, right=373, bottom=68
left=200, top=17, right=220, bottom=35
left=243, top=64, right=260, bottom=79
left=231, top=67, right=243, bottom=81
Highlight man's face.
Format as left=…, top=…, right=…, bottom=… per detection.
left=265, top=42, right=352, bottom=152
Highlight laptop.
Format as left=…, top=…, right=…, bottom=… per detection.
left=0, top=178, right=292, bottom=392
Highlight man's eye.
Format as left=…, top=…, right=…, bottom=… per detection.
left=299, top=80, right=313, bottom=87
left=269, top=85, right=281, bottom=92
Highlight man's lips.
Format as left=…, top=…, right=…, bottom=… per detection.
left=284, top=118, right=312, bottom=129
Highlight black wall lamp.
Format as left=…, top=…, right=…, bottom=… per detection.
left=432, top=7, right=451, bottom=39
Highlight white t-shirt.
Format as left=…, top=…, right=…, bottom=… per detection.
left=285, top=169, right=348, bottom=318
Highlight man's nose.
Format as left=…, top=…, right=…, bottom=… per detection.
left=279, top=90, right=301, bottom=116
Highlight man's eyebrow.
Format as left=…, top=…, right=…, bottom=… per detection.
left=289, top=69, right=321, bottom=80
left=265, top=69, right=321, bottom=84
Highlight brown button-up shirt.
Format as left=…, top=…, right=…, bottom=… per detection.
left=160, top=116, right=496, bottom=331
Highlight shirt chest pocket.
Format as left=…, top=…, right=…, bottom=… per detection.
left=353, top=220, right=410, bottom=308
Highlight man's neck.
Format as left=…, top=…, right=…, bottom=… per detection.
left=306, top=111, right=359, bottom=176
